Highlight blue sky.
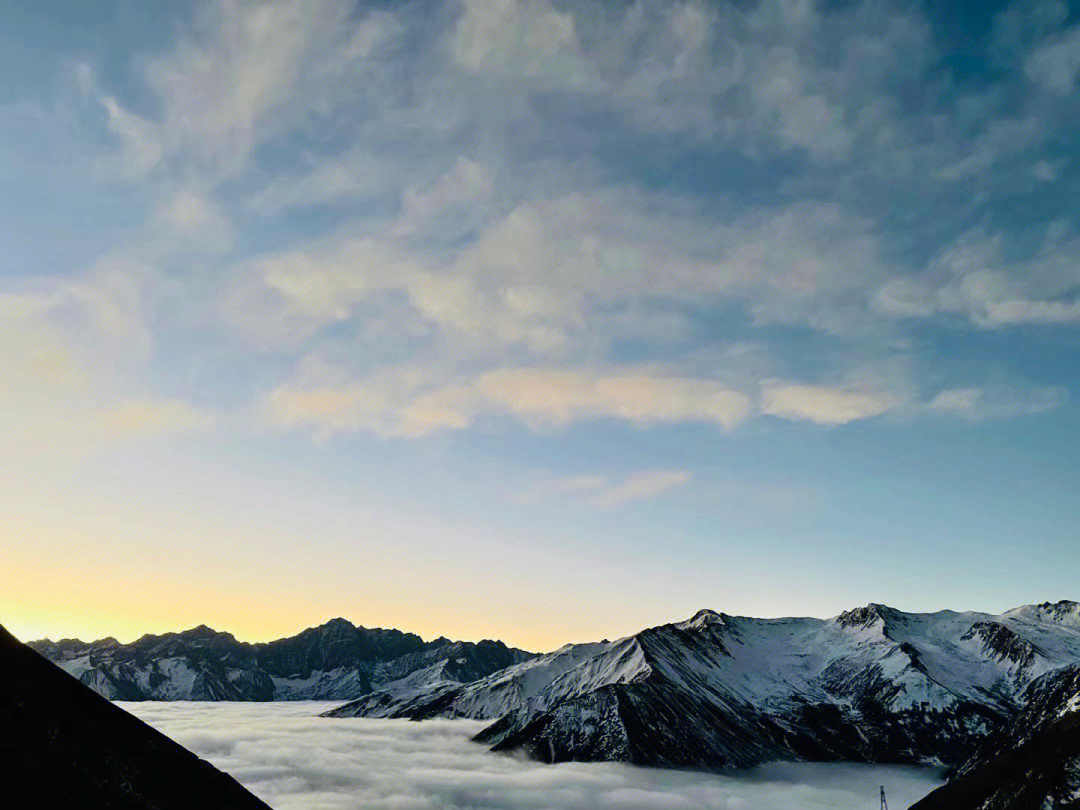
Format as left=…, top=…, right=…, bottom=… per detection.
left=2, top=0, right=1079, bottom=649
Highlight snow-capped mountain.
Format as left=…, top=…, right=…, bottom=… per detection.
left=325, top=601, right=1080, bottom=770
left=29, top=618, right=533, bottom=702
left=912, top=663, right=1080, bottom=809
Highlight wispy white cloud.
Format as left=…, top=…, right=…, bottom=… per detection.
left=874, top=226, right=1080, bottom=328
left=443, top=0, right=931, bottom=160
left=474, top=368, right=752, bottom=429
left=99, top=96, right=164, bottom=174
left=451, top=0, right=595, bottom=88
left=219, top=191, right=892, bottom=363
left=245, top=147, right=399, bottom=215
left=262, top=366, right=752, bottom=438
left=100, top=0, right=400, bottom=174
left=1025, top=25, right=1080, bottom=94
left=592, top=469, right=692, bottom=508
left=761, top=383, right=902, bottom=426
left=395, top=157, right=496, bottom=235
left=263, top=366, right=472, bottom=440
left=10, top=0, right=1077, bottom=465
left=71, top=0, right=1080, bottom=432
left=516, top=469, right=690, bottom=508
left=926, top=385, right=1066, bottom=422
left=156, top=189, right=233, bottom=247
left=512, top=473, right=610, bottom=504
left=0, top=259, right=160, bottom=386
left=260, top=358, right=944, bottom=439
left=217, top=240, right=424, bottom=349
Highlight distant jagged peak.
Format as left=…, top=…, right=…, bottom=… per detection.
left=473, top=638, right=512, bottom=649
left=35, top=635, right=111, bottom=649
left=144, top=625, right=239, bottom=650
left=129, top=625, right=229, bottom=646
left=307, top=620, right=431, bottom=646
left=674, top=608, right=725, bottom=632
left=180, top=624, right=228, bottom=638
left=835, top=603, right=900, bottom=629
left=315, top=617, right=359, bottom=634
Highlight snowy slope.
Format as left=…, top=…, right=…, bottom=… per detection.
left=327, top=639, right=627, bottom=720
left=326, top=601, right=1080, bottom=770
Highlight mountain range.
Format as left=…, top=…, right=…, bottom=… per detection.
left=30, top=618, right=532, bottom=701
left=1, top=622, right=269, bottom=810
left=30, top=601, right=1080, bottom=807
left=325, top=600, right=1080, bottom=775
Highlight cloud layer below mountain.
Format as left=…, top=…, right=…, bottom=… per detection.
left=119, top=702, right=942, bottom=810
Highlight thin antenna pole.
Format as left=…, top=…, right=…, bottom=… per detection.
left=880, top=785, right=888, bottom=810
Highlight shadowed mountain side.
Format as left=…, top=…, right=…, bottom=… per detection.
left=911, top=665, right=1080, bottom=810
left=0, top=624, right=272, bottom=810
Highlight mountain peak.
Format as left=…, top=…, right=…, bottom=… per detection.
left=836, top=603, right=895, bottom=628
left=677, top=608, right=724, bottom=631
left=180, top=624, right=222, bottom=638
left=317, top=618, right=357, bottom=633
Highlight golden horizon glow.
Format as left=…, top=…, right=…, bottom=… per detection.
left=0, top=583, right=667, bottom=653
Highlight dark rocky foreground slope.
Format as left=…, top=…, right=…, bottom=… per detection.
left=911, top=664, right=1080, bottom=810
left=31, top=617, right=532, bottom=701
left=327, top=601, right=1080, bottom=772
left=0, top=623, right=270, bottom=810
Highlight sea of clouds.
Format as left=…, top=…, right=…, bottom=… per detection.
left=119, top=702, right=942, bottom=810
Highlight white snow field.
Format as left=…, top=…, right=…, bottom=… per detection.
left=119, top=701, right=942, bottom=809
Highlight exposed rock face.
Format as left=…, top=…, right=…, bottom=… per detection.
left=912, top=664, right=1080, bottom=810
left=326, top=601, right=1080, bottom=772
left=0, top=623, right=271, bottom=810
left=30, top=618, right=533, bottom=702
left=961, top=621, right=1040, bottom=672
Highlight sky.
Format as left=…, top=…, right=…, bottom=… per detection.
left=2, top=0, right=1080, bottom=651
left=118, top=702, right=943, bottom=808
